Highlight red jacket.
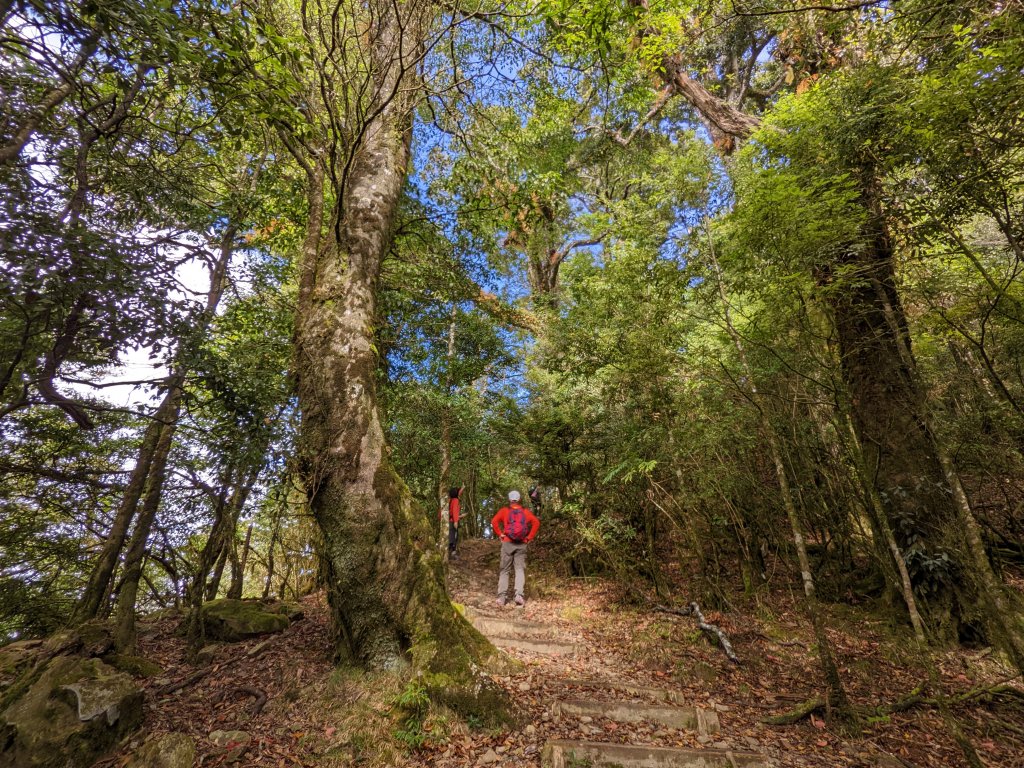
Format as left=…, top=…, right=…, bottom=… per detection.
left=492, top=503, right=539, bottom=543
left=448, top=497, right=460, bottom=526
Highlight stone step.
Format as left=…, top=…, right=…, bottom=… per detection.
left=552, top=699, right=719, bottom=734
left=467, top=613, right=561, bottom=640
left=542, top=740, right=772, bottom=768
left=560, top=678, right=686, bottom=704
left=490, top=636, right=580, bottom=656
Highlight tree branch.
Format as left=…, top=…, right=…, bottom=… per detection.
left=654, top=603, right=740, bottom=664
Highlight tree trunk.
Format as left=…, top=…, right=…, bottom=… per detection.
left=707, top=236, right=856, bottom=727
left=437, top=304, right=457, bottom=559
left=228, top=522, right=254, bottom=599
left=263, top=516, right=279, bottom=600
left=840, top=413, right=927, bottom=643
left=111, top=380, right=183, bottom=652
left=75, top=414, right=163, bottom=620
left=77, top=222, right=239, bottom=623
left=828, top=179, right=1024, bottom=664
left=292, top=1, right=504, bottom=706
left=206, top=543, right=229, bottom=601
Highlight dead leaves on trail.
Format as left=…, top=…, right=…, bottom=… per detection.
left=435, top=539, right=1024, bottom=768
left=102, top=540, right=1024, bottom=768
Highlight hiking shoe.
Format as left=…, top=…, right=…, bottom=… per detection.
left=496, top=597, right=506, bottom=607
left=514, top=596, right=525, bottom=607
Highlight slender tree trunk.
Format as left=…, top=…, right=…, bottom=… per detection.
left=437, top=304, right=457, bottom=559
left=277, top=558, right=292, bottom=601
left=840, top=414, right=927, bottom=642
left=206, top=544, right=229, bottom=601
left=111, top=380, right=182, bottom=652
left=707, top=237, right=856, bottom=726
left=263, top=520, right=279, bottom=600
left=75, top=414, right=162, bottom=620
left=228, top=522, right=254, bottom=599
left=76, top=222, right=239, bottom=623
left=108, top=219, right=241, bottom=651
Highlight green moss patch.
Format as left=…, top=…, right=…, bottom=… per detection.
left=200, top=599, right=291, bottom=642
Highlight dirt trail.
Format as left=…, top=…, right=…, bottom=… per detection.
left=106, top=536, right=1016, bottom=767
left=431, top=538, right=999, bottom=768
left=439, top=538, right=771, bottom=767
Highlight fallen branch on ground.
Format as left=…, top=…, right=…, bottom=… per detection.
left=154, top=668, right=210, bottom=696
left=654, top=603, right=740, bottom=664
left=762, top=677, right=1024, bottom=725
left=154, top=627, right=291, bottom=697
left=761, top=696, right=825, bottom=725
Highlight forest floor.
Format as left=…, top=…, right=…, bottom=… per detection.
left=104, top=537, right=1024, bottom=768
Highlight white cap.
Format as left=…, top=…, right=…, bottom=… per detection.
left=508, top=490, right=521, bottom=502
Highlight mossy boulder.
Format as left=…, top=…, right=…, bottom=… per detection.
left=272, top=601, right=305, bottom=622
left=125, top=732, right=195, bottom=768
left=0, top=640, right=43, bottom=690
left=0, top=656, right=143, bottom=768
left=201, top=599, right=291, bottom=642
left=43, top=620, right=115, bottom=658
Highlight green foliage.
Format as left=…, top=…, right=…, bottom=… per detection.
left=4, top=0, right=1024, bottom=681
left=0, top=406, right=138, bottom=640
left=392, top=679, right=431, bottom=751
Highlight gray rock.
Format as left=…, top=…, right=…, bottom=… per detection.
left=125, top=733, right=196, bottom=768
left=196, top=644, right=221, bottom=667
left=209, top=729, right=251, bottom=763
left=0, top=656, right=143, bottom=768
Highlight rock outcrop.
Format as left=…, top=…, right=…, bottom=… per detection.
left=0, top=639, right=43, bottom=689
left=0, top=656, right=143, bottom=768
left=200, top=599, right=298, bottom=642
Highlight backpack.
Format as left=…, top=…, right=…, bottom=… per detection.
left=506, top=505, right=529, bottom=543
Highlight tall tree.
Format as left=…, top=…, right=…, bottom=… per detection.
left=250, top=0, right=505, bottom=702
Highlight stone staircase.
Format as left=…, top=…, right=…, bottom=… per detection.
left=465, top=608, right=777, bottom=768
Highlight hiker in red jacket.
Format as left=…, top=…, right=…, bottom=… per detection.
left=492, top=490, right=540, bottom=607
left=447, top=487, right=462, bottom=558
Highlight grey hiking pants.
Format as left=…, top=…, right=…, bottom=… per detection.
left=497, top=540, right=528, bottom=601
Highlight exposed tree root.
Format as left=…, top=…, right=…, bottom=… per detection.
left=214, top=685, right=268, bottom=715
left=762, top=678, right=1024, bottom=726
left=654, top=603, right=740, bottom=664
left=154, top=668, right=210, bottom=696
left=761, top=696, right=826, bottom=725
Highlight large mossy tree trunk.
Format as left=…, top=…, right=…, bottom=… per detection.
left=827, top=178, right=1024, bottom=665
left=669, top=51, right=1024, bottom=661
left=291, top=0, right=506, bottom=703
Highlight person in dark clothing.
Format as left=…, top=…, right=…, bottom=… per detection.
left=528, top=485, right=542, bottom=511
left=447, top=487, right=462, bottom=557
